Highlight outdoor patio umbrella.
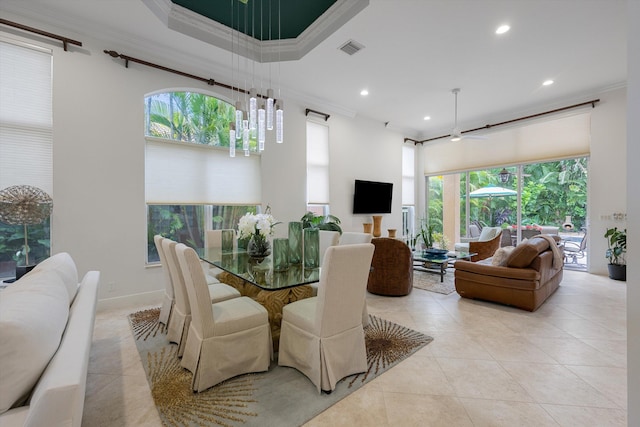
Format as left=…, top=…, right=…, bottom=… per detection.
left=470, top=185, right=517, bottom=226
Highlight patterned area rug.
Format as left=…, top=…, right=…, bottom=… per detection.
left=129, top=308, right=432, bottom=427
left=413, top=269, right=456, bottom=294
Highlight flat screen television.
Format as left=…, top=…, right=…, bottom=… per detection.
left=353, top=180, right=393, bottom=214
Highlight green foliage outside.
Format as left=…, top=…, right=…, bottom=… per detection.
left=0, top=220, right=50, bottom=277
left=147, top=205, right=257, bottom=262
left=145, top=91, right=254, bottom=149
left=428, top=158, right=588, bottom=234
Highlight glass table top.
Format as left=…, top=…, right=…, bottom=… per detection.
left=198, top=247, right=320, bottom=291
left=413, top=250, right=477, bottom=263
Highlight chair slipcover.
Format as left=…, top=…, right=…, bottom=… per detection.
left=336, top=231, right=374, bottom=325
left=319, top=230, right=340, bottom=266
left=338, top=232, right=373, bottom=245
left=278, top=243, right=375, bottom=393
left=164, top=239, right=241, bottom=357
left=154, top=235, right=174, bottom=326
left=175, top=243, right=272, bottom=392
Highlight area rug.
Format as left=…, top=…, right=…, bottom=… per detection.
left=129, top=307, right=433, bottom=427
left=413, top=269, right=456, bottom=294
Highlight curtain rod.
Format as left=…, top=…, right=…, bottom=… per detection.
left=0, top=19, right=82, bottom=51
left=404, top=99, right=600, bottom=145
left=104, top=50, right=272, bottom=100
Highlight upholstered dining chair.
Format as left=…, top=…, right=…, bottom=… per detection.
left=278, top=243, right=375, bottom=393
left=337, top=231, right=374, bottom=325
left=175, top=243, right=272, bottom=392
left=338, top=232, right=373, bottom=245
left=154, top=235, right=174, bottom=326
left=319, top=230, right=340, bottom=265
left=163, top=238, right=241, bottom=357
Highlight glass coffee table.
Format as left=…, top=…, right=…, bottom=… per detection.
left=413, top=250, right=477, bottom=282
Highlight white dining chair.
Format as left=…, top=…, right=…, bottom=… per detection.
left=175, top=243, right=272, bottom=392
left=278, top=243, right=375, bottom=393
left=154, top=235, right=174, bottom=326
left=164, top=238, right=241, bottom=357
left=338, top=231, right=373, bottom=245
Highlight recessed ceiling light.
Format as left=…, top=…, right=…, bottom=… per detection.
left=423, top=116, right=431, bottom=121
left=496, top=24, right=510, bottom=35
left=360, top=89, right=369, bottom=96
left=543, top=79, right=554, bottom=86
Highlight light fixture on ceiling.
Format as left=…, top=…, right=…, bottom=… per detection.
left=498, top=168, right=511, bottom=183
left=423, top=116, right=431, bottom=121
left=360, top=89, right=369, bottom=96
left=543, top=79, right=554, bottom=86
left=228, top=0, right=284, bottom=157
left=496, top=24, right=510, bottom=34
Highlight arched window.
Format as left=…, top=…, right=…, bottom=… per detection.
left=144, top=91, right=261, bottom=263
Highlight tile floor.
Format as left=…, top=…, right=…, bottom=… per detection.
left=82, top=270, right=627, bottom=426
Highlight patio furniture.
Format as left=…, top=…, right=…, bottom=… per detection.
left=563, top=229, right=587, bottom=264
left=455, top=226, right=502, bottom=261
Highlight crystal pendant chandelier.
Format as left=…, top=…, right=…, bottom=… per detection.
left=227, top=0, right=284, bottom=157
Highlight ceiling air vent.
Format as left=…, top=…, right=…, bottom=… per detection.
left=339, top=39, right=365, bottom=56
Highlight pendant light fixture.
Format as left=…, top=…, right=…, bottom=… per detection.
left=226, top=0, right=284, bottom=157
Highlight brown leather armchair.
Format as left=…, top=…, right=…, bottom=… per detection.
left=468, top=230, right=502, bottom=262
left=367, top=238, right=413, bottom=296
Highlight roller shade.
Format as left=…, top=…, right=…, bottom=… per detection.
left=145, top=139, right=261, bottom=204
left=0, top=40, right=52, bottom=195
left=402, top=144, right=415, bottom=205
left=306, top=121, right=329, bottom=204
left=423, top=111, right=591, bottom=175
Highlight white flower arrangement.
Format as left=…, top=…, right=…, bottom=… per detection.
left=237, top=212, right=278, bottom=240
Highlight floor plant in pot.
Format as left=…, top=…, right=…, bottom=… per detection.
left=604, top=226, right=626, bottom=281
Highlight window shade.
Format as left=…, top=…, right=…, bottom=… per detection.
left=145, top=139, right=261, bottom=204
left=0, top=40, right=53, bottom=195
left=402, top=145, right=415, bottom=205
left=422, top=111, right=591, bottom=176
left=306, top=121, right=330, bottom=204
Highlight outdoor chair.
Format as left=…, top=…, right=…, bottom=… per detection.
left=563, top=229, right=587, bottom=264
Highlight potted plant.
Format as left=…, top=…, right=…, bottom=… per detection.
left=604, top=227, right=626, bottom=281
left=300, top=212, right=342, bottom=233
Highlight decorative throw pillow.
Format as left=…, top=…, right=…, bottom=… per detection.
left=506, top=241, right=540, bottom=268
left=31, top=252, right=79, bottom=304
left=0, top=270, right=69, bottom=413
left=491, top=246, right=515, bottom=266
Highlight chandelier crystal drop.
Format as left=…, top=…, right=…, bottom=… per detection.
left=275, top=100, right=284, bottom=144
left=229, top=123, right=236, bottom=157
left=235, top=101, right=243, bottom=140
left=249, top=88, right=257, bottom=136
left=266, top=89, right=274, bottom=130
left=258, top=100, right=266, bottom=150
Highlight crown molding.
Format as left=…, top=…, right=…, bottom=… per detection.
left=142, top=0, right=368, bottom=62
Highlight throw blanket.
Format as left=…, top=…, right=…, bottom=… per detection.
left=536, top=234, right=563, bottom=269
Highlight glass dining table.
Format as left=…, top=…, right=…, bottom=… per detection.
left=198, top=247, right=320, bottom=350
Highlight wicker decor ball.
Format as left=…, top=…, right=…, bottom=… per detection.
left=0, top=185, right=53, bottom=226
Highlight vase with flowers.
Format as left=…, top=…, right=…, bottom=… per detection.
left=237, top=207, right=280, bottom=260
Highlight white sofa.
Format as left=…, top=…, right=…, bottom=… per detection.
left=0, top=253, right=99, bottom=427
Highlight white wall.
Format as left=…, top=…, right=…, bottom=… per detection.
left=626, top=0, right=639, bottom=423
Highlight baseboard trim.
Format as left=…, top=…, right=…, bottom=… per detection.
left=97, top=290, right=163, bottom=312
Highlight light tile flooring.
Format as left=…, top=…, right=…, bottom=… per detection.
left=83, top=270, right=627, bottom=426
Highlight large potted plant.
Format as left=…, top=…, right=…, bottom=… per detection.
left=604, top=227, right=626, bottom=281
left=300, top=212, right=342, bottom=233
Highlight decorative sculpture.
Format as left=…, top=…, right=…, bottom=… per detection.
left=0, top=185, right=53, bottom=266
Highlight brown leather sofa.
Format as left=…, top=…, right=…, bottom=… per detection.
left=367, top=238, right=413, bottom=296
left=454, top=236, right=563, bottom=311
